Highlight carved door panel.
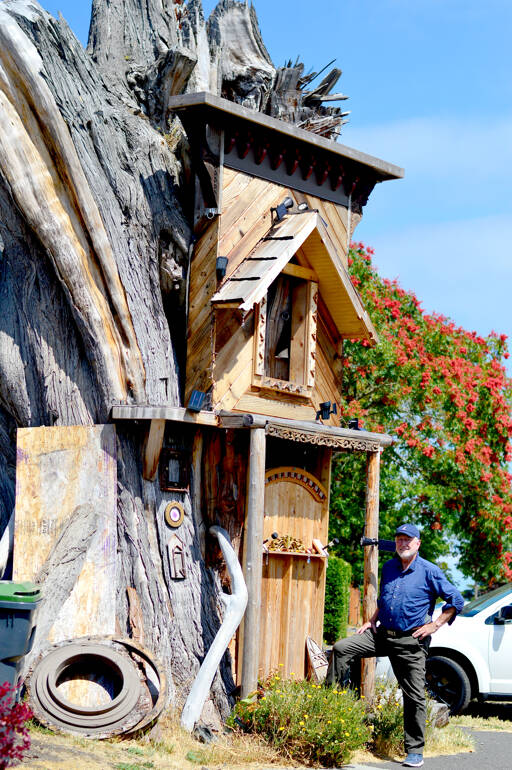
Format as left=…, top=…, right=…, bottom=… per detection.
left=259, top=467, right=328, bottom=680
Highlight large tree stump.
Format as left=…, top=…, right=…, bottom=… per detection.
left=0, top=0, right=350, bottom=722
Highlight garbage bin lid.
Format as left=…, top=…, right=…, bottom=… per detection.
left=0, top=581, right=42, bottom=603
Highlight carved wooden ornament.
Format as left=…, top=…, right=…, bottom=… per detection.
left=167, top=534, right=186, bottom=580
left=164, top=500, right=185, bottom=528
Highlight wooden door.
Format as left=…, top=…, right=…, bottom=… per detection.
left=259, top=467, right=329, bottom=680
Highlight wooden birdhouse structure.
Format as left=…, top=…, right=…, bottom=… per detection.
left=175, top=93, right=395, bottom=422
left=111, top=92, right=403, bottom=696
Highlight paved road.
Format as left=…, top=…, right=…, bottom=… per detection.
left=347, top=730, right=512, bottom=770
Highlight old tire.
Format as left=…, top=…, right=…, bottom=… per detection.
left=26, top=637, right=171, bottom=738
left=426, top=655, right=471, bottom=715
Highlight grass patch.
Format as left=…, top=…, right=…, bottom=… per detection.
left=113, top=763, right=154, bottom=770
left=155, top=710, right=284, bottom=768
left=424, top=723, right=474, bottom=756
left=26, top=719, right=55, bottom=735
left=452, top=701, right=512, bottom=732
left=24, top=693, right=476, bottom=769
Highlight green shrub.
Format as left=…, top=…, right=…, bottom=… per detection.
left=229, top=674, right=371, bottom=767
left=365, top=683, right=441, bottom=756
left=323, top=555, right=352, bottom=643
left=365, top=683, right=404, bottom=755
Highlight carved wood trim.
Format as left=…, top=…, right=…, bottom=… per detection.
left=306, top=281, right=318, bottom=388
left=253, top=298, right=266, bottom=376
left=265, top=466, right=327, bottom=502
left=265, top=422, right=380, bottom=452
left=257, top=376, right=312, bottom=396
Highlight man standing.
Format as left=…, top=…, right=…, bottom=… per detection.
left=326, top=523, right=464, bottom=768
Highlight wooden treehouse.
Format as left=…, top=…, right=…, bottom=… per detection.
left=114, top=94, right=401, bottom=692
left=14, top=92, right=402, bottom=699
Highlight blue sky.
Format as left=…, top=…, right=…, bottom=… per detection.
left=35, top=0, right=507, bottom=586
left=39, top=0, right=512, bottom=354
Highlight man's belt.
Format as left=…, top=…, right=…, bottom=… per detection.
left=380, top=626, right=420, bottom=638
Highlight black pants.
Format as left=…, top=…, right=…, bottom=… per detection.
left=326, top=627, right=429, bottom=753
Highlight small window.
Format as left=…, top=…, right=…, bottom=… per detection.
left=253, top=268, right=317, bottom=395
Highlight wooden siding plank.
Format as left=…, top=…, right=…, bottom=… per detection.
left=289, top=280, right=308, bottom=385
left=234, top=393, right=316, bottom=421
left=212, top=322, right=254, bottom=407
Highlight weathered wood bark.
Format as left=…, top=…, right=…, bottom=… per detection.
left=0, top=0, right=351, bottom=724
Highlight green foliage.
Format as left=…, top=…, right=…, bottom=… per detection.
left=324, top=555, right=352, bottom=643
left=329, top=452, right=450, bottom=586
left=365, top=683, right=446, bottom=756
left=365, top=683, right=404, bottom=755
left=329, top=243, right=512, bottom=585
left=184, top=752, right=204, bottom=764
left=230, top=675, right=371, bottom=767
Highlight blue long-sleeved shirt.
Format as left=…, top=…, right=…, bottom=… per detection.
left=377, top=554, right=464, bottom=632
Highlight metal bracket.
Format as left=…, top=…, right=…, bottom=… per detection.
left=360, top=536, right=395, bottom=552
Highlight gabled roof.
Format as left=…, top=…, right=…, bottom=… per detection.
left=211, top=211, right=378, bottom=343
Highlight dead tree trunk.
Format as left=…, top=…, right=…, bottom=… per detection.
left=0, top=0, right=349, bottom=724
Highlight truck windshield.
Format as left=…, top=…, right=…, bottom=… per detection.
left=460, top=583, right=512, bottom=617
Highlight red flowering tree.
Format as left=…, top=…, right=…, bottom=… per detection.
left=0, top=684, right=32, bottom=768
left=330, top=243, right=512, bottom=586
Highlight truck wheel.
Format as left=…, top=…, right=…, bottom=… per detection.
left=425, top=655, right=471, bottom=714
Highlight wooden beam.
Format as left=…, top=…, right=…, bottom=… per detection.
left=240, top=427, right=266, bottom=696
left=143, top=418, right=166, bottom=481
left=218, top=411, right=394, bottom=447
left=361, top=449, right=381, bottom=701
left=281, top=262, right=318, bottom=282
left=111, top=405, right=219, bottom=426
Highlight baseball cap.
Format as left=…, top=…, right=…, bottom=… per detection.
left=395, top=523, right=420, bottom=539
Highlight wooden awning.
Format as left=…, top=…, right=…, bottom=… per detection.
left=211, top=210, right=378, bottom=343
left=110, top=405, right=393, bottom=452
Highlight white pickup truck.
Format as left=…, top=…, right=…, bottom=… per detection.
left=376, top=583, right=512, bottom=714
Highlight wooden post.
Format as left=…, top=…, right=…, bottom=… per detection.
left=142, top=418, right=166, bottom=480
left=361, top=449, right=381, bottom=701
left=240, top=427, right=266, bottom=696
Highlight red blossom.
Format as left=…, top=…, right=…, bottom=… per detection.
left=340, top=241, right=512, bottom=583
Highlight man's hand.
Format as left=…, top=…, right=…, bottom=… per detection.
left=412, top=621, right=438, bottom=640
left=357, top=619, right=377, bottom=635
left=412, top=607, right=456, bottom=639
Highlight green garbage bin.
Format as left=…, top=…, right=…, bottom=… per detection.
left=0, top=581, right=42, bottom=699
